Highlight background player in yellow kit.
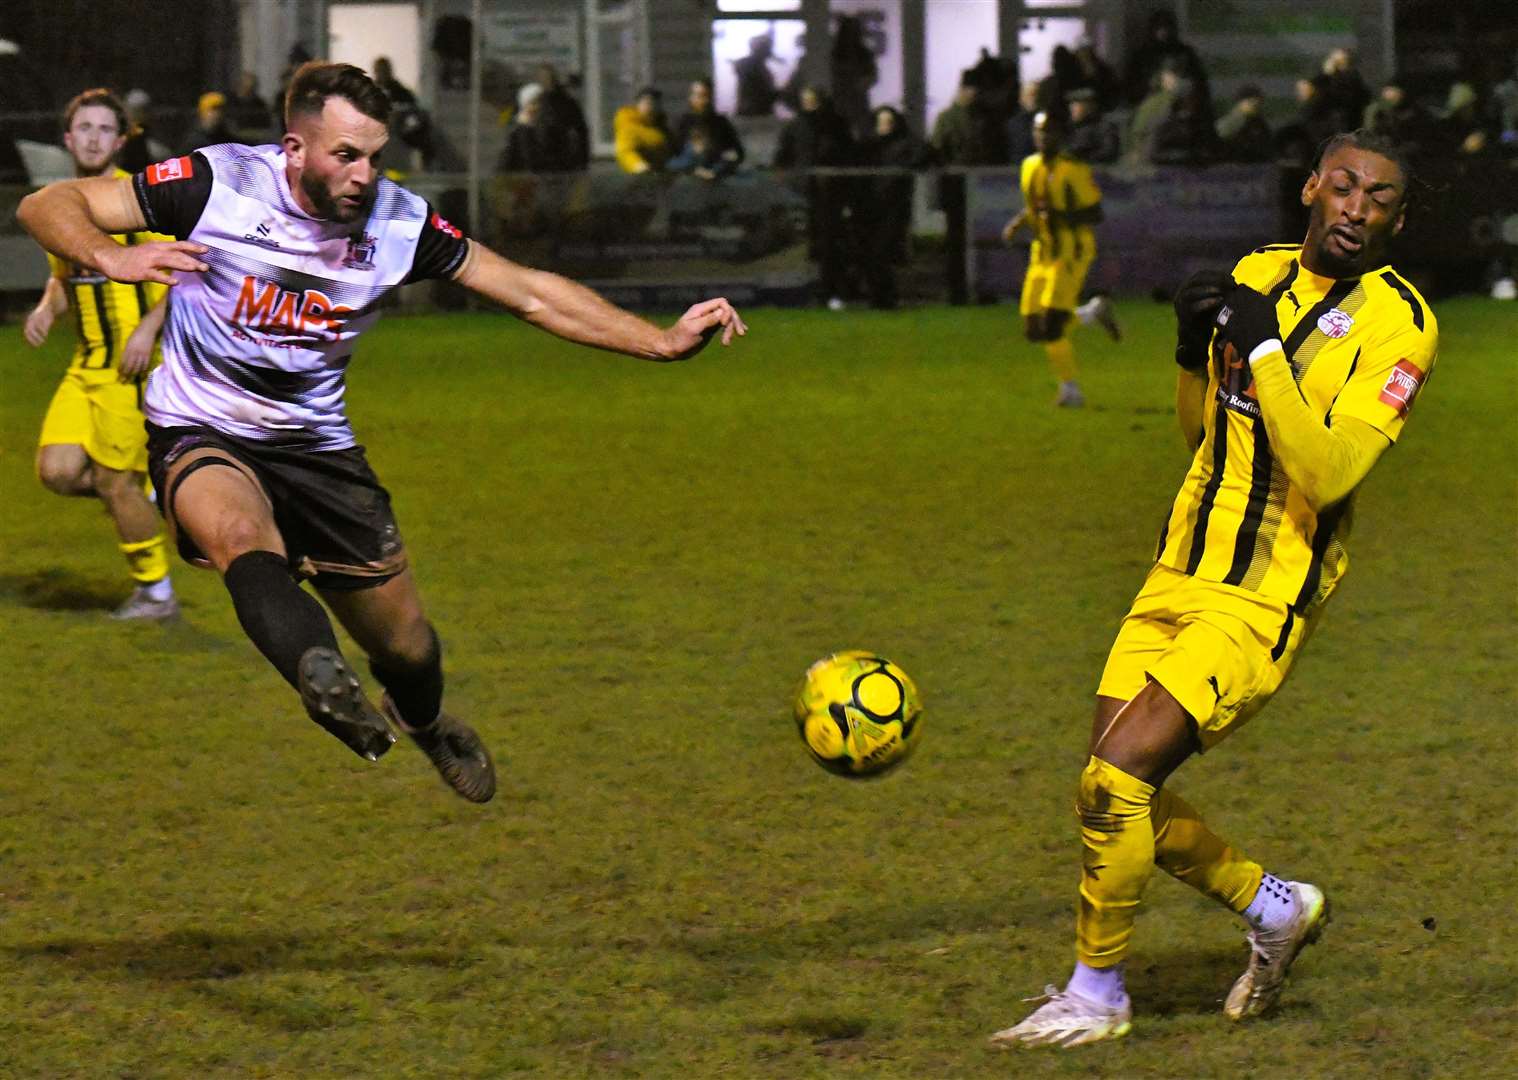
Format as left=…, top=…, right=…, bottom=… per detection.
left=24, top=89, right=177, bottom=620
left=1002, top=110, right=1121, bottom=408
left=992, top=129, right=1438, bottom=1048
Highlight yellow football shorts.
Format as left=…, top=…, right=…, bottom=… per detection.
left=1096, top=563, right=1321, bottom=749
left=1019, top=255, right=1094, bottom=316
left=38, top=367, right=149, bottom=473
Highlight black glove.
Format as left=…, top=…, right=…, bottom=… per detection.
left=1214, top=283, right=1282, bottom=360
left=1173, top=269, right=1231, bottom=371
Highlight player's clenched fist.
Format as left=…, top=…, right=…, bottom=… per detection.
left=1173, top=268, right=1231, bottom=371
left=1214, top=283, right=1282, bottom=360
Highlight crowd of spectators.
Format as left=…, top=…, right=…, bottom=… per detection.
left=6, top=9, right=1514, bottom=301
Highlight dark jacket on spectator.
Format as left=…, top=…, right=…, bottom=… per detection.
left=539, top=85, right=590, bottom=170
left=673, top=110, right=744, bottom=167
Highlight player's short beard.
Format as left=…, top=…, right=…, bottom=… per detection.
left=299, top=170, right=375, bottom=223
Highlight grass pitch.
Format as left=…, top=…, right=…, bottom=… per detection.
left=1, top=298, right=1514, bottom=1078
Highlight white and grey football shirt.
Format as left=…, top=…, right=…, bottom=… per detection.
left=133, top=144, right=469, bottom=450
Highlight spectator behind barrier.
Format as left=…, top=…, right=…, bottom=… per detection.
left=1124, top=8, right=1208, bottom=107
left=1216, top=84, right=1274, bottom=163
left=1124, top=58, right=1182, bottom=164
left=499, top=83, right=549, bottom=173
left=1006, top=80, right=1040, bottom=165
left=673, top=78, right=744, bottom=173
left=855, top=105, right=934, bottom=310
left=1072, top=37, right=1121, bottom=113
left=1438, top=82, right=1492, bottom=158
left=1362, top=74, right=1435, bottom=156
left=668, top=119, right=736, bottom=181
left=535, top=64, right=590, bottom=171
left=181, top=91, right=236, bottom=152
left=615, top=87, right=671, bottom=174
left=373, top=56, right=434, bottom=165
left=775, top=86, right=855, bottom=308
left=831, top=14, right=880, bottom=138
left=1275, top=78, right=1339, bottom=170
left=933, top=75, right=1007, bottom=305
left=227, top=71, right=271, bottom=137
left=118, top=88, right=171, bottom=174
left=1312, top=48, right=1372, bottom=136
left=1150, top=72, right=1218, bottom=165
left=1065, top=88, right=1121, bottom=164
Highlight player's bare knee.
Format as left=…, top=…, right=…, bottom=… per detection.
left=36, top=448, right=90, bottom=495
left=37, top=461, right=83, bottom=495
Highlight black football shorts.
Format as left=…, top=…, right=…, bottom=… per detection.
left=146, top=422, right=408, bottom=590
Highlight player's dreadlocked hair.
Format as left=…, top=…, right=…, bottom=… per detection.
left=1312, top=129, right=1421, bottom=210
left=62, top=88, right=127, bottom=135
left=284, top=61, right=392, bottom=129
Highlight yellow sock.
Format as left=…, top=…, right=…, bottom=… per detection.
left=1075, top=756, right=1156, bottom=968
left=1045, top=337, right=1077, bottom=384
left=1151, top=787, right=1263, bottom=914
left=119, top=534, right=170, bottom=585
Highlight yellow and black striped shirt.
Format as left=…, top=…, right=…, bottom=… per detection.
left=46, top=168, right=171, bottom=371
left=1156, top=245, right=1438, bottom=613
left=1019, top=151, right=1101, bottom=263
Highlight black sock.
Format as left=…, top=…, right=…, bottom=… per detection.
left=369, top=625, right=444, bottom=729
left=223, top=550, right=340, bottom=689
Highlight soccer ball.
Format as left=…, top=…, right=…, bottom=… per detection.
left=793, top=651, right=923, bottom=778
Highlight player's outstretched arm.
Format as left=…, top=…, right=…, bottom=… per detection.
left=455, top=241, right=747, bottom=361
left=17, top=177, right=207, bottom=286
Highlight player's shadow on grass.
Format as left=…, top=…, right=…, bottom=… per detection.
left=1130, top=946, right=1258, bottom=1019
left=9, top=927, right=468, bottom=1031
left=0, top=568, right=123, bottom=612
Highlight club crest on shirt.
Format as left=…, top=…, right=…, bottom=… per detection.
left=1317, top=308, right=1353, bottom=338
left=343, top=232, right=378, bottom=270
left=1378, top=359, right=1423, bottom=416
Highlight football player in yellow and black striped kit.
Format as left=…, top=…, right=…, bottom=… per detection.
left=992, top=130, right=1438, bottom=1048
left=24, top=89, right=178, bottom=620
left=1002, top=110, right=1122, bottom=408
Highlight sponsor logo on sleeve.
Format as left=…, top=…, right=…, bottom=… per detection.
left=1317, top=308, right=1353, bottom=339
left=430, top=211, right=462, bottom=239
left=146, top=156, right=194, bottom=185
left=1378, top=359, right=1424, bottom=416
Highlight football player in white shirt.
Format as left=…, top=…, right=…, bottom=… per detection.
left=19, top=62, right=747, bottom=804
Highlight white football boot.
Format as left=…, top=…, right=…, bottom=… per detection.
left=1224, top=881, right=1329, bottom=1020
left=989, top=986, right=1132, bottom=1049
left=109, top=587, right=180, bottom=621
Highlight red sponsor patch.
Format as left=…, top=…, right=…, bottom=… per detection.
left=145, top=156, right=193, bottom=185
left=430, top=211, right=462, bottom=239
left=1378, top=359, right=1424, bottom=416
